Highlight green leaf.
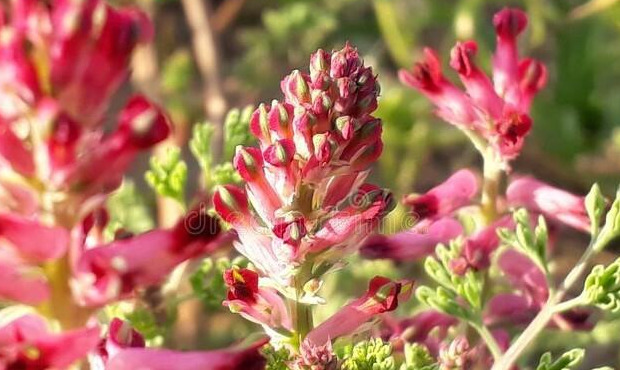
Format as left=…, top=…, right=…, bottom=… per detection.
left=499, top=208, right=549, bottom=276
left=224, top=105, right=255, bottom=160
left=535, top=349, right=585, bottom=370
left=262, top=345, right=293, bottom=370
left=145, top=146, right=187, bottom=206
left=189, top=122, right=215, bottom=172
left=189, top=256, right=247, bottom=311
left=105, top=181, right=155, bottom=240
left=583, top=258, right=620, bottom=312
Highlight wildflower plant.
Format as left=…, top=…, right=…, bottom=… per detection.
left=0, top=1, right=619, bottom=369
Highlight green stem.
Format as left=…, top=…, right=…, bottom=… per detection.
left=291, top=263, right=314, bottom=347
left=491, top=241, right=599, bottom=370
left=372, top=0, right=412, bottom=67
left=481, top=152, right=502, bottom=225
left=472, top=322, right=503, bottom=361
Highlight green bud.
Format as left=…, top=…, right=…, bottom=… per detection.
left=535, top=349, right=584, bottom=370
left=585, top=183, right=606, bottom=236
left=594, top=187, right=620, bottom=251
left=583, top=258, right=620, bottom=312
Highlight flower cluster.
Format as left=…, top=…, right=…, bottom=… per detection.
left=215, top=43, right=412, bottom=359
left=400, top=8, right=547, bottom=167
left=0, top=1, right=248, bottom=368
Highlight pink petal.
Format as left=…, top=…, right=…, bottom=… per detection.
left=0, top=213, right=69, bottom=262
left=360, top=218, right=463, bottom=261
left=107, top=339, right=268, bottom=370
left=507, top=177, right=589, bottom=232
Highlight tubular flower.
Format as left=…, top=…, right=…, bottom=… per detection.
left=305, top=276, right=414, bottom=346
left=214, top=43, right=392, bottom=287
left=222, top=267, right=292, bottom=331
left=507, top=177, right=590, bottom=232
left=400, top=8, right=546, bottom=166
left=95, top=318, right=268, bottom=370
left=0, top=314, right=100, bottom=369
left=402, top=169, right=479, bottom=222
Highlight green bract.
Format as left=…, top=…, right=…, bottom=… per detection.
left=583, top=258, right=620, bottom=312
left=535, top=349, right=584, bottom=370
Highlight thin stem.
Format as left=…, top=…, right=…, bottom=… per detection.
left=472, top=322, right=503, bottom=362
left=491, top=241, right=598, bottom=370
left=481, top=152, right=502, bottom=225
left=291, top=263, right=314, bottom=347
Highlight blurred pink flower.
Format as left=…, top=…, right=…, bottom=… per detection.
left=360, top=218, right=463, bottom=261
left=305, top=276, right=413, bottom=346
left=507, top=177, right=589, bottom=232
left=400, top=8, right=546, bottom=165
left=0, top=314, right=99, bottom=369
left=403, top=169, right=478, bottom=222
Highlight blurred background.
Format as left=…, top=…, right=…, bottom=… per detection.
left=106, top=0, right=620, bottom=367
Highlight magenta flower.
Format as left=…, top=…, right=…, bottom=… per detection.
left=486, top=250, right=591, bottom=330
left=73, top=212, right=222, bottom=306
left=222, top=267, right=292, bottom=331
left=106, top=339, right=268, bottom=370
left=96, top=318, right=268, bottom=370
left=507, top=177, right=589, bottom=232
left=400, top=8, right=546, bottom=165
left=381, top=310, right=457, bottom=355
left=0, top=314, right=100, bottom=369
left=305, top=276, right=413, bottom=346
left=214, top=44, right=391, bottom=288
left=360, top=217, right=463, bottom=261
left=402, top=169, right=478, bottom=222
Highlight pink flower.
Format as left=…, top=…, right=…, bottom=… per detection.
left=381, top=310, right=457, bottom=355
left=106, top=339, right=269, bottom=370
left=0, top=314, right=99, bottom=369
left=451, top=216, right=515, bottom=274
left=485, top=250, right=592, bottom=330
left=360, top=218, right=463, bottom=261
left=400, top=8, right=546, bottom=165
left=402, top=169, right=478, bottom=221
left=305, top=276, right=413, bottom=346
left=95, top=318, right=146, bottom=365
left=222, top=267, right=292, bottom=331
left=0, top=214, right=69, bottom=262
left=507, top=177, right=589, bottom=232
left=214, top=45, right=391, bottom=288
left=73, top=212, right=221, bottom=306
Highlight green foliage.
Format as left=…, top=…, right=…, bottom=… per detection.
left=210, top=162, right=242, bottom=188
left=105, top=181, right=154, bottom=240
left=223, top=105, right=255, bottom=160
left=535, top=349, right=585, bottom=370
left=189, top=122, right=215, bottom=174
left=416, top=240, right=483, bottom=322
left=124, top=308, right=166, bottom=345
left=189, top=256, right=247, bottom=311
left=262, top=345, right=293, bottom=370
left=400, top=343, right=438, bottom=370
left=498, top=209, right=550, bottom=277
left=145, top=147, right=188, bottom=206
left=161, top=50, right=193, bottom=94
left=583, top=257, right=620, bottom=312
left=340, top=338, right=396, bottom=370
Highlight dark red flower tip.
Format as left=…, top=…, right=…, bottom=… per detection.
left=403, top=193, right=439, bottom=220
left=224, top=267, right=259, bottom=304
left=400, top=48, right=444, bottom=92
left=213, top=184, right=249, bottom=224
left=118, top=95, right=171, bottom=149
left=263, top=139, right=295, bottom=167
left=449, top=41, right=479, bottom=77
left=493, top=8, right=528, bottom=39
left=364, top=276, right=413, bottom=313
left=233, top=146, right=264, bottom=181
left=109, top=318, right=146, bottom=349
left=497, top=111, right=532, bottom=143
left=519, top=59, right=548, bottom=93
left=272, top=217, right=307, bottom=246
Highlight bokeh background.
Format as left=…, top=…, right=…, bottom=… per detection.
left=107, top=0, right=620, bottom=367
